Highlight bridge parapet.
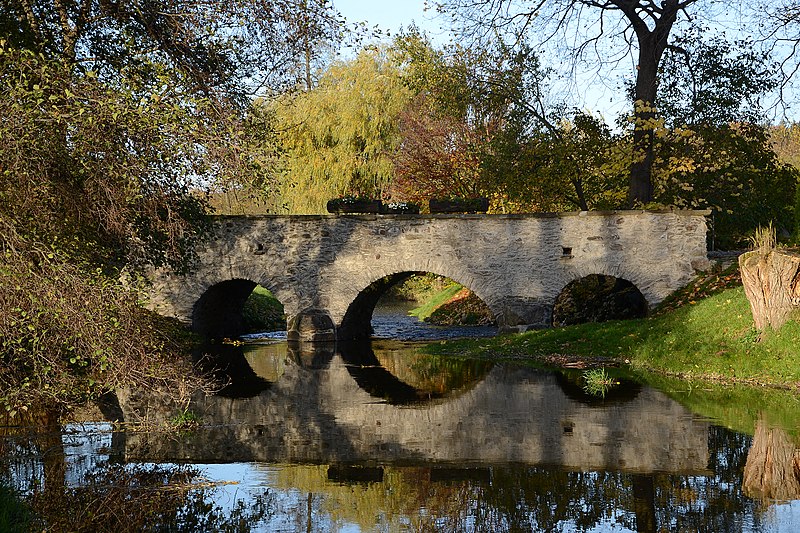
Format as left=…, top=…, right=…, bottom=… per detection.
left=146, top=210, right=710, bottom=339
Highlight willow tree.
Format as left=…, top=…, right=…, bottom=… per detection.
left=266, top=48, right=412, bottom=213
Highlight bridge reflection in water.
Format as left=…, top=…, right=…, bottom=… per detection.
left=113, top=341, right=799, bottom=530
left=118, top=341, right=709, bottom=474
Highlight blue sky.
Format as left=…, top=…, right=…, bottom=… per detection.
left=330, top=0, right=620, bottom=118
left=333, top=0, right=450, bottom=44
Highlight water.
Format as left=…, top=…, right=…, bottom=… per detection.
left=3, top=308, right=800, bottom=531
left=370, top=301, right=497, bottom=341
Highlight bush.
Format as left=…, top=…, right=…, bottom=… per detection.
left=0, top=225, right=206, bottom=415
left=0, top=483, right=31, bottom=533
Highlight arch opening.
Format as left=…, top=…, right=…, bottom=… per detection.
left=338, top=340, right=493, bottom=405
left=552, top=274, right=648, bottom=327
left=339, top=272, right=497, bottom=341
left=192, top=279, right=286, bottom=339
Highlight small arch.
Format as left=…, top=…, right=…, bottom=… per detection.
left=552, top=274, right=648, bottom=327
left=192, top=279, right=286, bottom=339
left=337, top=271, right=498, bottom=340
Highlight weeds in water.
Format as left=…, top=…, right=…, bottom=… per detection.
left=582, top=368, right=619, bottom=398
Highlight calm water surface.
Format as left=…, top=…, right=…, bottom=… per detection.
left=3, top=308, right=800, bottom=531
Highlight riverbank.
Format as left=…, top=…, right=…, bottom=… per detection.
left=426, top=268, right=800, bottom=391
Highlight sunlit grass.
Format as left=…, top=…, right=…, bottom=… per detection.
left=427, top=286, right=800, bottom=389
left=242, top=285, right=285, bottom=332
left=408, top=282, right=463, bottom=321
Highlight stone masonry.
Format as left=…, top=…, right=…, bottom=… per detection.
left=145, top=210, right=710, bottom=339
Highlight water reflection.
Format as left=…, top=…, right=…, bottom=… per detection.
left=4, top=341, right=800, bottom=531
left=122, top=342, right=710, bottom=473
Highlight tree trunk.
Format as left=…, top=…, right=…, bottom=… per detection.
left=632, top=474, right=657, bottom=533
left=628, top=127, right=655, bottom=207
left=628, top=42, right=659, bottom=207
left=739, top=249, right=800, bottom=330
left=623, top=0, right=679, bottom=207
left=743, top=418, right=800, bottom=501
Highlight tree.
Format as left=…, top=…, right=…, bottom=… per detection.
left=0, top=0, right=343, bottom=266
left=0, top=0, right=341, bottom=99
left=0, top=1, right=343, bottom=413
left=391, top=31, right=568, bottom=211
left=523, top=111, right=628, bottom=211
left=650, top=27, right=797, bottom=247
left=433, top=0, right=720, bottom=206
left=265, top=47, right=412, bottom=213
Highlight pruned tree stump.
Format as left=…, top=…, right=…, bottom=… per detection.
left=739, top=249, right=800, bottom=330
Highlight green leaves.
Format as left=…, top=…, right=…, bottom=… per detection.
left=266, top=47, right=412, bottom=213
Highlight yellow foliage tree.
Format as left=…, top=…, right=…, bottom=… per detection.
left=264, top=48, right=412, bottom=213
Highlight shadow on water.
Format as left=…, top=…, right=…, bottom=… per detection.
left=336, top=340, right=494, bottom=405
left=193, top=342, right=272, bottom=398
left=337, top=340, right=431, bottom=404
left=197, top=338, right=494, bottom=406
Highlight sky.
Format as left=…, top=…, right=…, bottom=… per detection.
left=333, top=0, right=451, bottom=46
left=328, top=1, right=800, bottom=123
left=330, top=0, right=623, bottom=119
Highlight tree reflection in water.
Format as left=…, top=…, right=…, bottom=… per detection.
left=3, top=341, right=800, bottom=531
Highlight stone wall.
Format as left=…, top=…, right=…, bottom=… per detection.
left=146, top=210, right=710, bottom=337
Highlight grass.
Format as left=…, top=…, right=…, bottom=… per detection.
left=426, top=283, right=800, bottom=391
left=408, top=282, right=464, bottom=321
left=242, top=285, right=285, bottom=332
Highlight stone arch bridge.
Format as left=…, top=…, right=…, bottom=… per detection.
left=146, top=210, right=710, bottom=340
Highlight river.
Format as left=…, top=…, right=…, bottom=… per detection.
left=2, top=304, right=800, bottom=531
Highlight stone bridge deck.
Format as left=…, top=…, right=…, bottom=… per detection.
left=146, top=210, right=710, bottom=339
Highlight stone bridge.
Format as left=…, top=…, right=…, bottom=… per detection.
left=146, top=210, right=710, bottom=340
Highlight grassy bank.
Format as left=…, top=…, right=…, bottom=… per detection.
left=395, top=274, right=494, bottom=325
left=408, top=283, right=464, bottom=321
left=426, top=283, right=800, bottom=391
left=242, top=285, right=285, bottom=332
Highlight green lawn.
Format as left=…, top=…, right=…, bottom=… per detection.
left=426, top=285, right=800, bottom=389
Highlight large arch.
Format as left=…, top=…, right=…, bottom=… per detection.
left=192, top=279, right=258, bottom=338
left=552, top=273, right=648, bottom=327
left=336, top=269, right=501, bottom=341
